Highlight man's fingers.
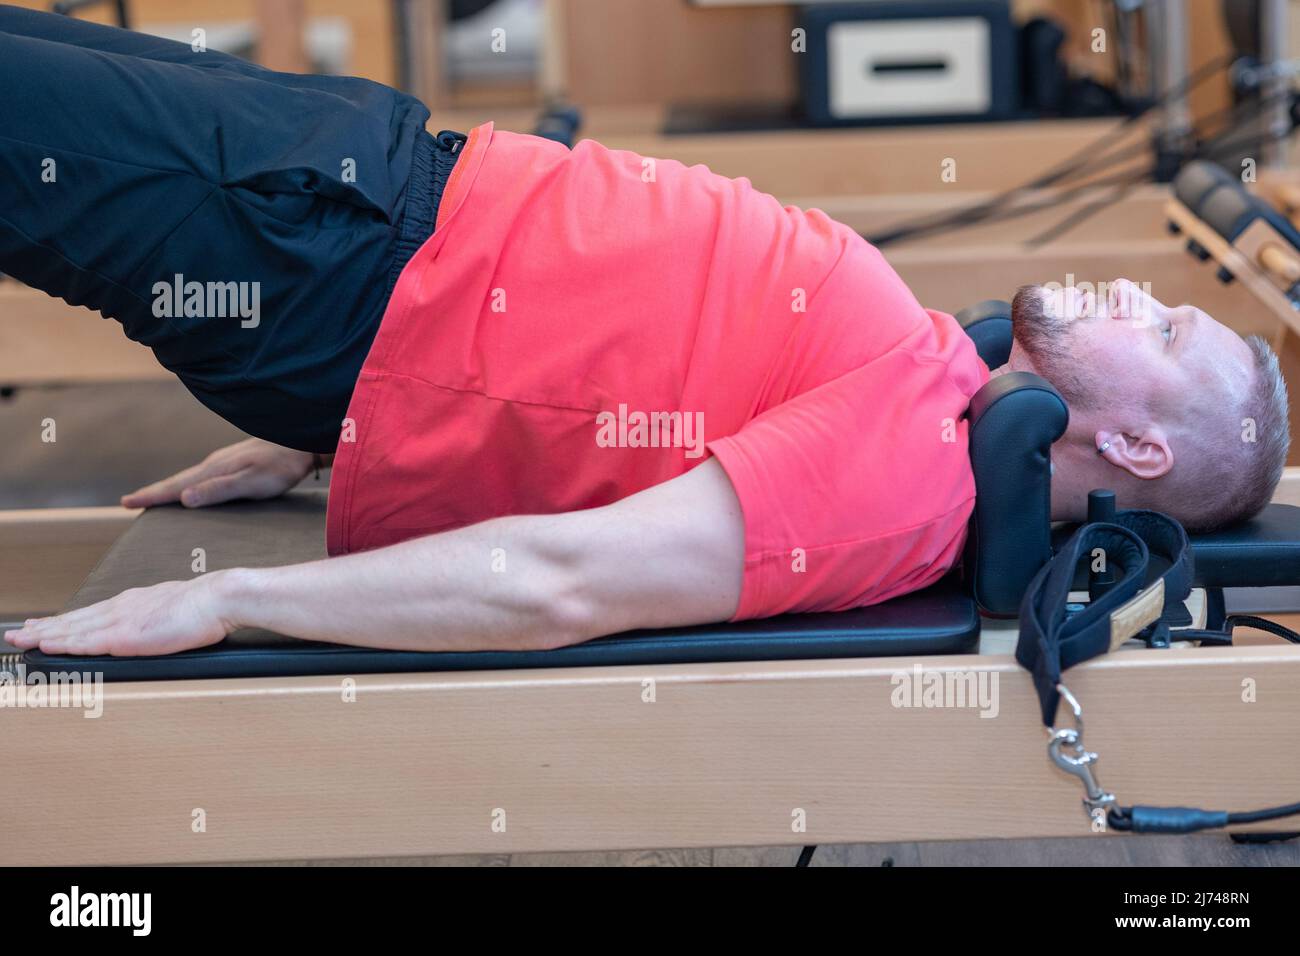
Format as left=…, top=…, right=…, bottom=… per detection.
left=4, top=628, right=41, bottom=650
left=39, top=627, right=120, bottom=657
left=24, top=603, right=112, bottom=634
left=179, top=470, right=255, bottom=508
left=3, top=606, right=113, bottom=647
left=2, top=619, right=120, bottom=655
left=121, top=461, right=212, bottom=508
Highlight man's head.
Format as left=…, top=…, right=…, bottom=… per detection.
left=1008, top=279, right=1290, bottom=531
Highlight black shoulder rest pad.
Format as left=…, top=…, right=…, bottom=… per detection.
left=954, top=299, right=1012, bottom=369
left=1188, top=502, right=1300, bottom=587
left=964, top=371, right=1068, bottom=616
left=1050, top=502, right=1300, bottom=589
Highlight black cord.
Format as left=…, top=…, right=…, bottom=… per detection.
left=1109, top=800, right=1300, bottom=833
left=866, top=54, right=1236, bottom=247
left=881, top=83, right=1298, bottom=249
left=1020, top=88, right=1298, bottom=246
left=796, top=845, right=816, bottom=867
left=1224, top=614, right=1300, bottom=645
left=1022, top=181, right=1136, bottom=247
left=1228, top=801, right=1300, bottom=825
left=939, top=163, right=1155, bottom=234
left=1110, top=2, right=1126, bottom=104
left=1230, top=831, right=1300, bottom=844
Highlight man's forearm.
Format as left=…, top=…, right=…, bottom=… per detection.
left=217, top=512, right=593, bottom=652
left=217, top=459, right=744, bottom=653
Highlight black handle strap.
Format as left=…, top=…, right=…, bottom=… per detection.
left=1015, top=507, right=1300, bottom=835
left=1016, top=509, right=1193, bottom=727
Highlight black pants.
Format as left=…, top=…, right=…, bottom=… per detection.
left=0, top=5, right=441, bottom=452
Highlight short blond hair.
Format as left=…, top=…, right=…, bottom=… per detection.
left=1153, top=335, right=1290, bottom=532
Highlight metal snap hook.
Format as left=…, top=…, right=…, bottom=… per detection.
left=1047, top=683, right=1116, bottom=818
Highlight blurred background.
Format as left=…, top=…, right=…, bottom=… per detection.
left=3, top=1, right=1273, bottom=127
left=3, top=0, right=1300, bottom=511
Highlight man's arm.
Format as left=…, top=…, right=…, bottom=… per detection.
left=234, top=458, right=745, bottom=650
left=7, top=460, right=744, bottom=656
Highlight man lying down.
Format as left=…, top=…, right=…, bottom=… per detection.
left=1, top=7, right=1290, bottom=658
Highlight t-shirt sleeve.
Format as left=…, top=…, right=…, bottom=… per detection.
left=706, top=340, right=984, bottom=620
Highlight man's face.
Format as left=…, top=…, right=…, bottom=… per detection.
left=1010, top=279, right=1253, bottom=425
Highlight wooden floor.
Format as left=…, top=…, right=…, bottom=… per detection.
left=236, top=836, right=1300, bottom=867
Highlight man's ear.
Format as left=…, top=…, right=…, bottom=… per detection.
left=1096, top=427, right=1173, bottom=480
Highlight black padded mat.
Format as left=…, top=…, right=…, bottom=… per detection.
left=23, top=491, right=980, bottom=681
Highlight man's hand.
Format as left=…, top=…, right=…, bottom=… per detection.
left=3, top=573, right=237, bottom=656
left=121, top=438, right=317, bottom=509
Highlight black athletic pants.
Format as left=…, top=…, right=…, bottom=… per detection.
left=0, top=5, right=447, bottom=452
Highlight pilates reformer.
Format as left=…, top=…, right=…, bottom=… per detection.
left=2, top=0, right=1299, bottom=878
left=4, top=268, right=1300, bottom=863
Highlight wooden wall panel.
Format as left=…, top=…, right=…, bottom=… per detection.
left=558, top=0, right=795, bottom=108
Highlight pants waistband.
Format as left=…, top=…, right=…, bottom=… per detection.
left=387, top=128, right=466, bottom=297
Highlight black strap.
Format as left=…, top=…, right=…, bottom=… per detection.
left=1015, top=509, right=1193, bottom=727
left=1016, top=508, right=1300, bottom=834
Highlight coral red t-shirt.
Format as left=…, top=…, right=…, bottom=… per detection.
left=326, top=123, right=989, bottom=619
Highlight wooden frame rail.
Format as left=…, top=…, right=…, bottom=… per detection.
left=1, top=643, right=1297, bottom=865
